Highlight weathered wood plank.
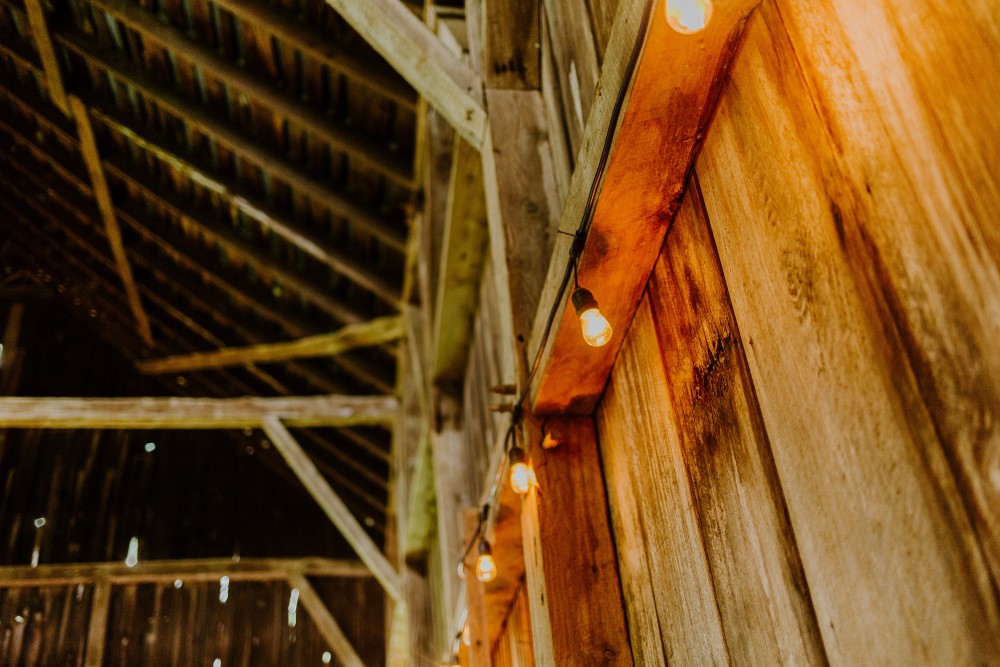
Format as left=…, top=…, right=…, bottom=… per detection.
left=520, top=416, right=633, bottom=667
left=529, top=0, right=760, bottom=414
left=0, top=395, right=398, bottom=429
left=0, top=558, right=369, bottom=587
left=695, top=8, right=1000, bottom=661
left=137, top=316, right=403, bottom=375
left=432, top=137, right=489, bottom=385
left=643, top=183, right=827, bottom=664
left=262, top=417, right=402, bottom=601
left=324, top=0, right=487, bottom=148
left=69, top=95, right=155, bottom=347
left=598, top=300, right=727, bottom=666
left=83, top=578, right=110, bottom=667
left=769, top=0, right=1000, bottom=586
left=462, top=508, right=492, bottom=667
left=289, top=573, right=366, bottom=667
left=480, top=0, right=539, bottom=89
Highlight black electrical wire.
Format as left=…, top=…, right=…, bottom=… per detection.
left=457, top=0, right=656, bottom=578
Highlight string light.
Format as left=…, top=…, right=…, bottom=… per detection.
left=475, top=541, right=497, bottom=583
left=453, top=0, right=656, bottom=626
left=571, top=288, right=613, bottom=347
left=125, top=537, right=139, bottom=568
left=508, top=447, right=534, bottom=495
left=665, top=0, right=713, bottom=34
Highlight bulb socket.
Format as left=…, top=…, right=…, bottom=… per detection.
left=571, top=287, right=599, bottom=316
left=509, top=446, right=526, bottom=466
left=478, top=539, right=493, bottom=557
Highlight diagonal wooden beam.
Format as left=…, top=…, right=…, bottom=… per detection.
left=0, top=558, right=369, bottom=587
left=0, top=395, right=399, bottom=429
left=22, top=0, right=67, bottom=114
left=69, top=95, right=154, bottom=347
left=289, top=573, right=366, bottom=667
left=137, top=315, right=403, bottom=376
left=324, top=0, right=487, bottom=148
left=262, top=416, right=401, bottom=601
left=529, top=0, right=762, bottom=414
left=84, top=0, right=412, bottom=186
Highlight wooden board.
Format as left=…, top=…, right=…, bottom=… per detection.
left=695, top=7, right=1000, bottom=662
left=639, top=183, right=826, bottom=663
left=529, top=0, right=761, bottom=414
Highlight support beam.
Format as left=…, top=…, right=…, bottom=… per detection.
left=86, top=0, right=412, bottom=187
left=22, top=0, right=67, bottom=114
left=137, top=316, right=404, bottom=376
left=289, top=573, right=366, bottom=667
left=84, top=578, right=111, bottom=667
left=324, top=0, right=487, bottom=148
left=0, top=395, right=398, bottom=429
left=529, top=0, right=761, bottom=413
left=263, top=416, right=402, bottom=601
left=68, top=95, right=155, bottom=347
left=0, top=558, right=368, bottom=587
left=432, top=137, right=489, bottom=385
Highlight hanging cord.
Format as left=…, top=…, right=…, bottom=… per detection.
left=456, top=0, right=656, bottom=578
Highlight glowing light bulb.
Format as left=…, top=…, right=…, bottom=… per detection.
left=475, top=541, right=497, bottom=583
left=665, top=0, right=713, bottom=34
left=571, top=288, right=613, bottom=347
left=125, top=536, right=139, bottom=568
left=508, top=447, right=533, bottom=495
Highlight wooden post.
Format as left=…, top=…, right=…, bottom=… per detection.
left=22, top=0, right=68, bottom=114
left=84, top=578, right=111, bottom=667
left=462, top=509, right=491, bottom=667
left=262, top=417, right=402, bottom=602
left=289, top=573, right=366, bottom=667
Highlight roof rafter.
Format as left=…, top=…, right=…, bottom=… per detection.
left=87, top=0, right=413, bottom=187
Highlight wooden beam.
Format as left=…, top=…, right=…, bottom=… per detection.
left=68, top=95, right=155, bottom=347
left=21, top=0, right=67, bottom=114
left=86, top=0, right=412, bottom=187
left=262, top=416, right=402, bottom=601
left=432, top=137, right=489, bottom=385
left=479, top=0, right=540, bottom=89
left=528, top=0, right=761, bottom=413
left=0, top=558, right=369, bottom=587
left=207, top=0, right=416, bottom=109
left=137, top=316, right=403, bottom=375
left=84, top=578, right=111, bottom=667
left=289, top=573, right=366, bottom=667
left=518, top=416, right=634, bottom=666
left=324, top=0, right=487, bottom=148
left=0, top=395, right=398, bottom=429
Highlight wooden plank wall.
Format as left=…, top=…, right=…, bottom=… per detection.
left=597, top=1, right=1000, bottom=664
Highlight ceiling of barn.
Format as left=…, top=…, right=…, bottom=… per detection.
left=0, top=0, right=420, bottom=662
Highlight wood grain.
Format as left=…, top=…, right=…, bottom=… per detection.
left=644, top=182, right=827, bottom=664
left=696, top=7, right=1000, bottom=662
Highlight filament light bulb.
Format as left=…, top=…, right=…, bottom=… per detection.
left=508, top=447, right=533, bottom=495
left=475, top=540, right=497, bottom=583
left=665, top=0, right=713, bottom=34
left=572, top=288, right=613, bottom=347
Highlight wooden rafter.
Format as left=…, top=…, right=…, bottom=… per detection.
left=529, top=0, right=762, bottom=414
left=207, top=0, right=416, bottom=109
left=0, top=395, right=399, bottom=429
left=263, top=416, right=401, bottom=601
left=84, top=578, right=111, bottom=667
left=324, top=0, right=487, bottom=148
left=85, top=0, right=413, bottom=187
left=21, top=0, right=67, bottom=113
left=69, top=95, right=155, bottom=347
left=0, top=558, right=369, bottom=587
left=137, top=315, right=403, bottom=376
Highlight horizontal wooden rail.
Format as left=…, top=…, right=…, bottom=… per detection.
left=0, top=558, right=369, bottom=587
left=0, top=395, right=398, bottom=428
